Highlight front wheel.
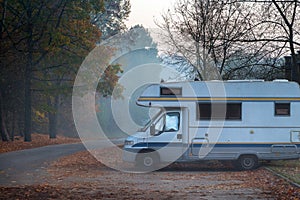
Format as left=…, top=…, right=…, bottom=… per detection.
left=235, top=155, right=259, bottom=170
left=136, top=151, right=159, bottom=170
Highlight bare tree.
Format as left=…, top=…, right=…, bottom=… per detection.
left=226, top=0, right=300, bottom=82
left=157, top=0, right=256, bottom=80
left=240, top=0, right=300, bottom=82
left=157, top=0, right=299, bottom=81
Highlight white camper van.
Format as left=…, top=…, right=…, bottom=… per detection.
left=123, top=80, right=300, bottom=170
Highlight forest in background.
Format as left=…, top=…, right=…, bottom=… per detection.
left=1, top=0, right=300, bottom=142
left=0, top=0, right=130, bottom=141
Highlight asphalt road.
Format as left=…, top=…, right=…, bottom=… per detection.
left=0, top=139, right=125, bottom=186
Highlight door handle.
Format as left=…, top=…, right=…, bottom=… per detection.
left=177, top=134, right=182, bottom=140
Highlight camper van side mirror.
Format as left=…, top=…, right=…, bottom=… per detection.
left=150, top=124, right=155, bottom=136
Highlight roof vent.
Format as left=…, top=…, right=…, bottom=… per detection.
left=273, top=79, right=289, bottom=82
left=227, top=79, right=264, bottom=82
left=227, top=80, right=250, bottom=82
left=249, top=79, right=265, bottom=82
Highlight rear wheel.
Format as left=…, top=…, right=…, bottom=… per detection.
left=235, top=155, right=258, bottom=170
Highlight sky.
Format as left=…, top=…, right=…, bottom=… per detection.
left=125, top=0, right=178, bottom=28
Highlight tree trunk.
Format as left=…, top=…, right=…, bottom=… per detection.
left=48, top=95, right=59, bottom=139
left=195, top=41, right=204, bottom=80
left=24, top=1, right=33, bottom=142
left=0, top=0, right=9, bottom=142
left=18, top=114, right=24, bottom=137
left=0, top=0, right=7, bottom=40
left=10, top=112, right=15, bottom=141
left=290, top=38, right=299, bottom=83
left=24, top=58, right=32, bottom=141
left=0, top=90, right=10, bottom=141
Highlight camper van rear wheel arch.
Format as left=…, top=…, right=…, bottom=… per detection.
left=135, top=150, right=160, bottom=169
left=235, top=155, right=259, bottom=171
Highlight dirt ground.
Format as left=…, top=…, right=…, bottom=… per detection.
left=1, top=146, right=300, bottom=199
left=2, top=150, right=299, bottom=200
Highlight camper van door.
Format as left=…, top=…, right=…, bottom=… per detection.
left=148, top=110, right=184, bottom=162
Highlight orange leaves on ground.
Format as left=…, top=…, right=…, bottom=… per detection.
left=48, top=147, right=124, bottom=180
left=48, top=151, right=106, bottom=179
left=0, top=184, right=100, bottom=200
left=0, top=134, right=80, bottom=153
left=1, top=145, right=300, bottom=199
left=47, top=150, right=300, bottom=199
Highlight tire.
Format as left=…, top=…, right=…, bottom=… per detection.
left=136, top=151, right=159, bottom=170
left=235, top=155, right=258, bottom=170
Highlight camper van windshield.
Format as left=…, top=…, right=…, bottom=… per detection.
left=140, top=109, right=162, bottom=132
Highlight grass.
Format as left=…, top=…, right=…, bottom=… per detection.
left=266, top=159, right=300, bottom=185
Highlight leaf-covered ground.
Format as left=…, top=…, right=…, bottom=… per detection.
left=266, top=160, right=300, bottom=185
left=1, top=142, right=300, bottom=199
left=0, top=134, right=80, bottom=153
left=2, top=149, right=296, bottom=200
left=47, top=150, right=300, bottom=199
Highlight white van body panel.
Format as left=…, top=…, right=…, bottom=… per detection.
left=123, top=80, right=300, bottom=165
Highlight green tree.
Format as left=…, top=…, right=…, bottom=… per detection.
left=34, top=1, right=103, bottom=139
left=92, top=0, right=131, bottom=39
left=0, top=0, right=128, bottom=141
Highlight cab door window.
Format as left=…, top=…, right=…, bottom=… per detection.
left=153, top=112, right=180, bottom=135
left=155, top=115, right=165, bottom=132
left=164, top=112, right=180, bottom=132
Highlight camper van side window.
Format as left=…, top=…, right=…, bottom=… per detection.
left=197, top=103, right=242, bottom=120
left=160, top=87, right=182, bottom=96
left=275, top=103, right=290, bottom=116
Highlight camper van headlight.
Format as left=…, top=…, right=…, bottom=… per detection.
left=124, top=140, right=134, bottom=146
